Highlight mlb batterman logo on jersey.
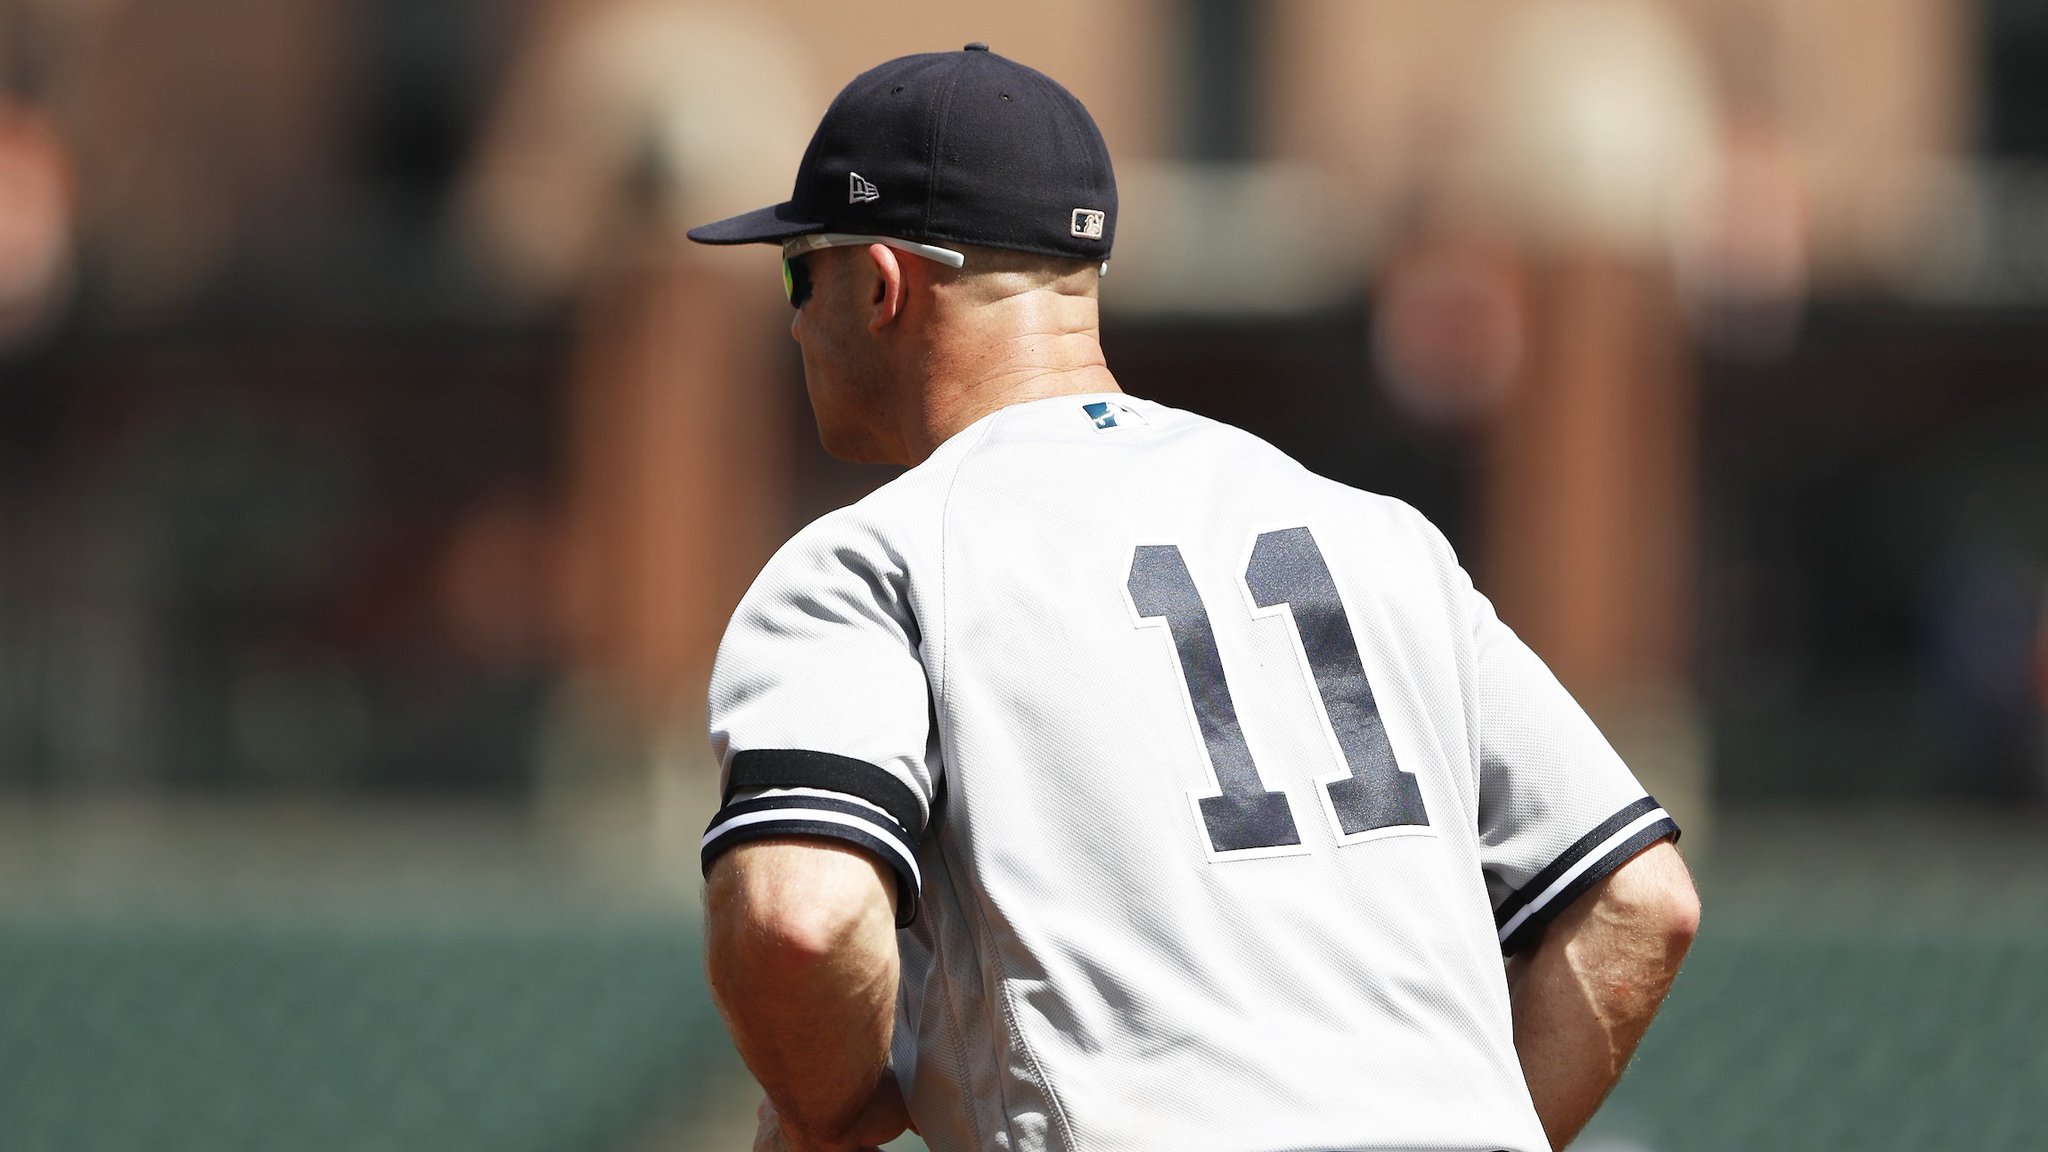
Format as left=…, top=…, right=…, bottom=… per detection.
left=1083, top=399, right=1145, bottom=429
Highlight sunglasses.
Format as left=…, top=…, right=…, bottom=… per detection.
left=779, top=233, right=968, bottom=308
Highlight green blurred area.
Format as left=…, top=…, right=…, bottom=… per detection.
left=0, top=807, right=2040, bottom=1152
left=1585, top=808, right=2048, bottom=1151
left=0, top=890, right=722, bottom=1151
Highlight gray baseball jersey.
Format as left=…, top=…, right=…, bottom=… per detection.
left=702, top=394, right=1678, bottom=1152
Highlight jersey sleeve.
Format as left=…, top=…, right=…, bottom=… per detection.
left=701, top=511, right=938, bottom=928
left=1463, top=580, right=1680, bottom=956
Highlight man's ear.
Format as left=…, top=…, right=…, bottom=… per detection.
left=864, top=243, right=905, bottom=334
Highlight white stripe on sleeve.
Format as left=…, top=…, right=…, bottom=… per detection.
left=701, top=806, right=922, bottom=889
left=1496, top=807, right=1671, bottom=945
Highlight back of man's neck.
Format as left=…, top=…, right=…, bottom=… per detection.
left=909, top=355, right=1121, bottom=462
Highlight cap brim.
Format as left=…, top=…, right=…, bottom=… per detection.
left=685, top=201, right=826, bottom=246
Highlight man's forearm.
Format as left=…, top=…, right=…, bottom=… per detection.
left=1508, top=839, right=1699, bottom=1150
left=705, top=839, right=904, bottom=1150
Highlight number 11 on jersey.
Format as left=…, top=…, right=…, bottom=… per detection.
left=1127, top=526, right=1431, bottom=860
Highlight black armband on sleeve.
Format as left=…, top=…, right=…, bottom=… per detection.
left=700, top=749, right=929, bottom=928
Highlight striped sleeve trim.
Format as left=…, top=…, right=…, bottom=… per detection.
left=701, top=792, right=922, bottom=928
left=1495, top=796, right=1680, bottom=956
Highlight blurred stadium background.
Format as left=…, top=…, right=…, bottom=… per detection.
left=0, top=0, right=2043, bottom=1148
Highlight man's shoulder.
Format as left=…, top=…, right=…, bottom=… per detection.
left=751, top=456, right=962, bottom=592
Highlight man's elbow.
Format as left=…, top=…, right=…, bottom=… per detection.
left=1609, top=840, right=1700, bottom=961
left=745, top=894, right=878, bottom=974
left=705, top=839, right=899, bottom=980
left=1658, top=868, right=1702, bottom=953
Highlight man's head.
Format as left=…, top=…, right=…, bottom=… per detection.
left=780, top=236, right=1103, bottom=461
left=688, top=44, right=1119, bottom=464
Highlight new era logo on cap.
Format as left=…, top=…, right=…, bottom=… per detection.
left=686, top=46, right=1116, bottom=262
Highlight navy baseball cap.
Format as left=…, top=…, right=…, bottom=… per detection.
left=686, top=43, right=1116, bottom=262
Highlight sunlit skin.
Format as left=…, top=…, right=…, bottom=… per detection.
left=706, top=839, right=911, bottom=1152
left=787, top=242, right=1118, bottom=466
left=1508, top=839, right=1699, bottom=1149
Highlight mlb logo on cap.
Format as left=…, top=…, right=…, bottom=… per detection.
left=1071, top=208, right=1106, bottom=240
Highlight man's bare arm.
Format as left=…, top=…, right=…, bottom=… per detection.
left=704, top=838, right=911, bottom=1152
left=1507, top=838, right=1700, bottom=1150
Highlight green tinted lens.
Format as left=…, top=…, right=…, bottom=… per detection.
left=783, top=254, right=816, bottom=308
